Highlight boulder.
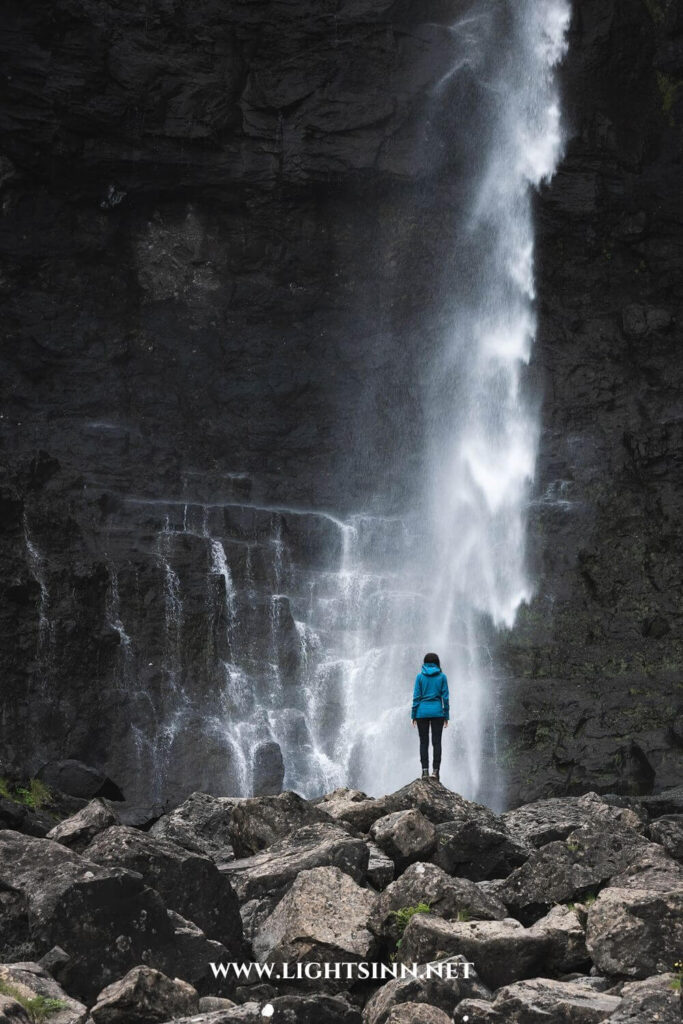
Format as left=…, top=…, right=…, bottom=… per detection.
left=222, top=822, right=369, bottom=903
left=239, top=897, right=279, bottom=948
left=503, top=792, right=645, bottom=849
left=648, top=814, right=683, bottom=860
left=0, top=996, right=31, bottom=1024
left=431, top=819, right=529, bottom=881
left=608, top=843, right=683, bottom=891
left=373, top=862, right=507, bottom=946
left=252, top=741, right=284, bottom=797
left=318, top=789, right=391, bottom=834
left=0, top=798, right=51, bottom=839
left=385, top=1004, right=451, bottom=1024
left=228, top=791, right=329, bottom=858
left=398, top=915, right=548, bottom=990
left=198, top=998, right=237, bottom=1012
left=384, top=780, right=502, bottom=828
left=253, top=866, right=377, bottom=977
left=367, top=841, right=395, bottom=890
left=608, top=973, right=681, bottom=1023
left=90, top=967, right=198, bottom=1024
left=36, top=761, right=123, bottom=801
left=370, top=810, right=437, bottom=872
left=490, top=827, right=651, bottom=922
left=0, top=830, right=179, bottom=1001
left=83, top=826, right=243, bottom=953
left=527, top=904, right=589, bottom=973
left=150, top=792, right=240, bottom=864
left=481, top=978, right=622, bottom=1022
left=639, top=786, right=683, bottom=818
left=363, top=956, right=489, bottom=1024
left=0, top=962, right=87, bottom=1024
left=452, top=1000, right=503, bottom=1021
left=166, top=911, right=233, bottom=996
left=586, top=885, right=683, bottom=978
left=47, top=799, right=119, bottom=853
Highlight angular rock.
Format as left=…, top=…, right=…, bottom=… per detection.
left=228, top=791, right=329, bottom=858
left=431, top=819, right=529, bottom=881
left=0, top=798, right=50, bottom=839
left=367, top=841, right=395, bottom=890
left=370, top=810, right=437, bottom=872
left=639, top=786, right=683, bottom=818
left=198, top=998, right=236, bottom=1013
left=84, top=826, right=242, bottom=953
left=503, top=792, right=645, bottom=849
left=384, top=780, right=502, bottom=828
left=608, top=973, right=681, bottom=1023
left=150, top=792, right=240, bottom=864
left=166, top=911, right=233, bottom=996
left=373, top=862, right=507, bottom=945
left=0, top=996, right=31, bottom=1024
left=452, top=1000, right=503, bottom=1022
left=252, top=741, right=284, bottom=797
left=363, top=956, right=489, bottom=1024
left=490, top=827, right=651, bottom=922
left=527, top=904, right=589, bottom=973
left=37, top=761, right=123, bottom=801
left=253, top=866, right=377, bottom=976
left=239, top=897, right=278, bottom=949
left=318, top=789, right=391, bottom=834
left=0, top=830, right=185, bottom=1001
left=586, top=885, right=683, bottom=978
left=385, top=1004, right=451, bottom=1024
left=648, top=814, right=683, bottom=860
left=398, top=915, right=548, bottom=991
left=90, top=967, right=198, bottom=1024
left=608, top=843, right=683, bottom=891
left=0, top=963, right=87, bottom=1024
left=222, top=822, right=369, bottom=903
left=484, top=978, right=622, bottom=1022
left=47, top=799, right=119, bottom=853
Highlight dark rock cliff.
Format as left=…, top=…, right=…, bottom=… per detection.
left=0, top=0, right=681, bottom=805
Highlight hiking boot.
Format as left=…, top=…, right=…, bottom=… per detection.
left=421, top=768, right=429, bottom=779
left=431, top=769, right=440, bottom=782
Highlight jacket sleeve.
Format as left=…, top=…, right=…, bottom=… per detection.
left=411, top=674, right=422, bottom=719
left=441, top=674, right=450, bottom=720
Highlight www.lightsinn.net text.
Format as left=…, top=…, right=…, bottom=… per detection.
left=210, top=961, right=476, bottom=982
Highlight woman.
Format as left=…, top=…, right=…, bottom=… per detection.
left=411, top=652, right=449, bottom=781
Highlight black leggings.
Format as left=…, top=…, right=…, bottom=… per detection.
left=416, top=717, right=445, bottom=770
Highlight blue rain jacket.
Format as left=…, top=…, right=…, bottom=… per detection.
left=411, top=663, right=450, bottom=720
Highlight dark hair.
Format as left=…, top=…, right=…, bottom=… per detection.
left=423, top=652, right=440, bottom=667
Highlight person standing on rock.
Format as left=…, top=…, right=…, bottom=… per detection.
left=411, top=652, right=449, bottom=781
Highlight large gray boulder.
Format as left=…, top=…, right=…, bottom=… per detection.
left=150, top=792, right=241, bottom=864
left=166, top=911, right=234, bottom=996
left=398, top=914, right=548, bottom=991
left=83, top=826, right=243, bottom=954
left=385, top=1005, right=451, bottom=1024
left=458, top=978, right=622, bottom=1023
left=586, top=885, right=683, bottom=978
left=363, top=956, right=489, bottom=1024
left=527, top=904, right=589, bottom=973
left=372, top=862, right=507, bottom=946
left=228, top=791, right=330, bottom=858
left=0, top=963, right=86, bottom=1024
left=490, top=827, right=651, bottom=922
left=452, top=1000, right=503, bottom=1021
left=222, top=822, right=369, bottom=903
left=90, top=967, right=198, bottom=1024
left=253, top=866, right=377, bottom=981
left=46, top=799, right=119, bottom=853
left=608, top=973, right=681, bottom=1023
left=318, top=789, right=389, bottom=833
left=370, top=810, right=437, bottom=872
left=37, top=761, right=123, bottom=801
left=431, top=818, right=529, bottom=881
left=0, top=830, right=177, bottom=1001
left=252, top=741, right=284, bottom=797
left=648, top=814, right=683, bottom=860
left=503, top=792, right=646, bottom=848
left=384, top=779, right=503, bottom=828
left=366, top=841, right=395, bottom=890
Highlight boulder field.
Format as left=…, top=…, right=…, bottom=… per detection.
left=0, top=778, right=681, bottom=1023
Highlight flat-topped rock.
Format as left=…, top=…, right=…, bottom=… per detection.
left=503, top=792, right=645, bottom=849
left=228, top=790, right=330, bottom=858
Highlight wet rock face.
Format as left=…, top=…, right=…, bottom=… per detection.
left=498, top=0, right=683, bottom=805
left=0, top=0, right=681, bottom=807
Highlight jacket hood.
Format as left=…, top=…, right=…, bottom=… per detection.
left=421, top=663, right=442, bottom=676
